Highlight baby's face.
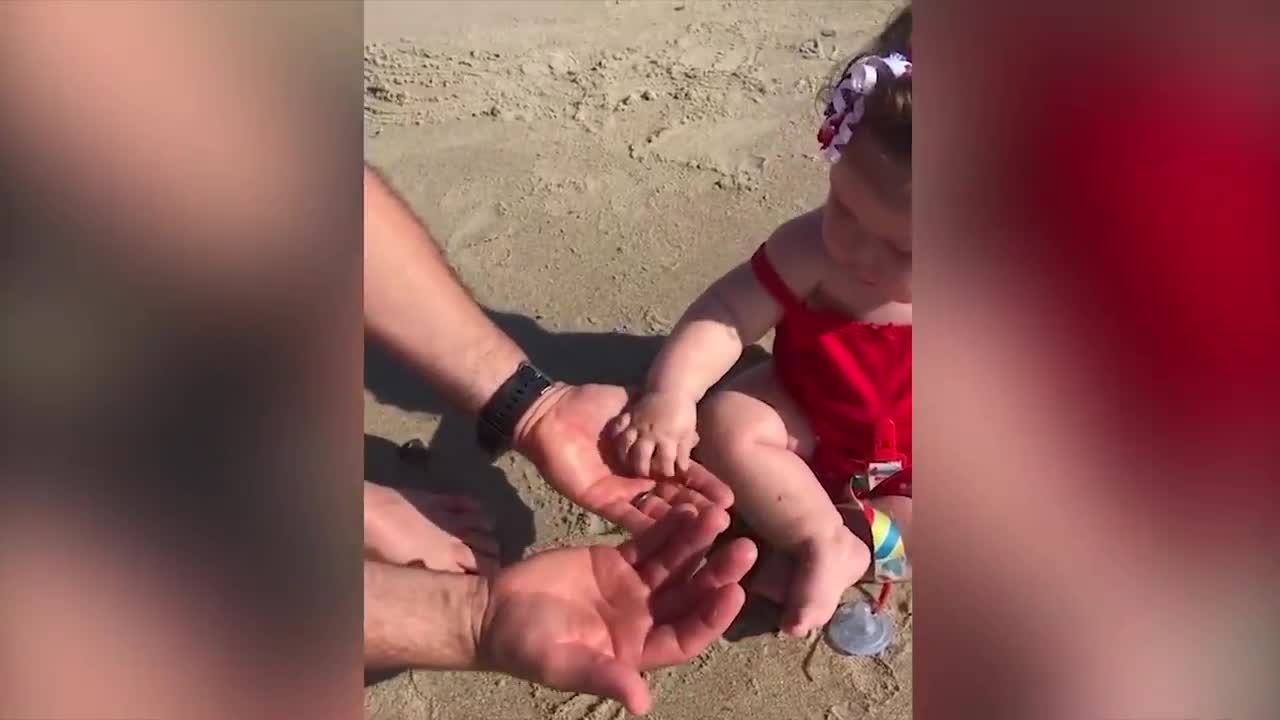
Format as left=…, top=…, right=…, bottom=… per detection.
left=821, top=135, right=912, bottom=303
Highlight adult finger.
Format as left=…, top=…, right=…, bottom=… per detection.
left=598, top=499, right=659, bottom=534
left=600, top=489, right=674, bottom=534
left=616, top=504, right=697, bottom=566
left=606, top=412, right=632, bottom=439
left=650, top=481, right=715, bottom=512
left=628, top=437, right=658, bottom=478
left=634, top=491, right=674, bottom=522
left=634, top=506, right=730, bottom=590
left=536, top=645, right=652, bottom=716
left=445, top=543, right=479, bottom=574
left=574, top=471, right=657, bottom=532
left=678, top=461, right=735, bottom=509
left=641, top=583, right=747, bottom=669
left=649, top=537, right=757, bottom=620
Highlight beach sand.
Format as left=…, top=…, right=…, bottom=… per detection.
left=364, top=1, right=911, bottom=717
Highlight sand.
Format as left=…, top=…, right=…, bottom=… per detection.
left=363, top=1, right=911, bottom=718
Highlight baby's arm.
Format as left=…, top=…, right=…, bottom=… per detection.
left=613, top=211, right=825, bottom=477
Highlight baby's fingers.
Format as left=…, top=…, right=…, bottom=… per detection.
left=628, top=436, right=658, bottom=478
left=653, top=438, right=679, bottom=480
left=675, top=432, right=699, bottom=476
left=614, top=425, right=639, bottom=467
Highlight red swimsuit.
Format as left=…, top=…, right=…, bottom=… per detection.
left=750, top=245, right=912, bottom=502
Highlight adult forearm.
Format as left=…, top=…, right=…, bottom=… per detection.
left=363, top=560, right=489, bottom=670
left=363, top=166, right=526, bottom=415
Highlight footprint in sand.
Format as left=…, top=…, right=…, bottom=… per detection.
left=637, top=118, right=773, bottom=190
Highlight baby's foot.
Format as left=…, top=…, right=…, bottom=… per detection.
left=744, top=547, right=792, bottom=606
left=745, top=507, right=875, bottom=621
left=780, top=526, right=871, bottom=637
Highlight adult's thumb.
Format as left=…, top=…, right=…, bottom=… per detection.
left=546, top=646, right=652, bottom=715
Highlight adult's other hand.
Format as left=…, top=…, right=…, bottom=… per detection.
left=475, top=504, right=756, bottom=715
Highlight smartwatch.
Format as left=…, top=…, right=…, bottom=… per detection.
left=476, top=362, right=554, bottom=455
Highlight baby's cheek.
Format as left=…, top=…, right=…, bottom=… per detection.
left=892, top=265, right=913, bottom=302
left=849, top=238, right=892, bottom=285
left=894, top=277, right=912, bottom=303
left=825, top=223, right=867, bottom=269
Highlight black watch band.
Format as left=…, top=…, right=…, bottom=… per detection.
left=476, top=362, right=553, bottom=455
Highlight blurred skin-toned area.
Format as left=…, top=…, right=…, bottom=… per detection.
left=3, top=0, right=1278, bottom=718
left=0, top=2, right=361, bottom=718
left=918, top=2, right=1278, bottom=718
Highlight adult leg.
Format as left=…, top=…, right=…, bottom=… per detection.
left=364, top=481, right=499, bottom=576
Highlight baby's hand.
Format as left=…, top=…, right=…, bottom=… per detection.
left=609, top=390, right=700, bottom=479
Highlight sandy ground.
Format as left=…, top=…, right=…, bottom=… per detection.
left=363, top=1, right=911, bottom=718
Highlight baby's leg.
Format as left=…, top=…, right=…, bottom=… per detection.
left=697, top=363, right=870, bottom=636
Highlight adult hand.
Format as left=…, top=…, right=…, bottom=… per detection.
left=475, top=505, right=757, bottom=715
left=514, top=383, right=734, bottom=533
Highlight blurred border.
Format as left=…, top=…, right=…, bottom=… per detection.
left=918, top=1, right=1279, bottom=718
left=1, top=2, right=364, bottom=718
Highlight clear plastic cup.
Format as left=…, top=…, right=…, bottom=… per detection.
left=826, top=600, right=894, bottom=656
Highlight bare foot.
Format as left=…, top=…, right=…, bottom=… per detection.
left=745, top=504, right=875, bottom=635
left=364, top=481, right=499, bottom=575
left=779, top=527, right=871, bottom=636
left=744, top=547, right=792, bottom=606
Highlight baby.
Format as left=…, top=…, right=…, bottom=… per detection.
left=610, top=7, right=913, bottom=637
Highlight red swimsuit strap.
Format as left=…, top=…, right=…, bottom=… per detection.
left=750, top=244, right=803, bottom=311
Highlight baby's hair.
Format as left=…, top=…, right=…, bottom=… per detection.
left=823, top=4, right=912, bottom=164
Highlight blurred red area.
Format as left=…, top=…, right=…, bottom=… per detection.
left=2, top=0, right=1277, bottom=718
left=919, top=1, right=1278, bottom=718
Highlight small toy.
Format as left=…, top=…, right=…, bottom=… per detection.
left=828, top=419, right=909, bottom=656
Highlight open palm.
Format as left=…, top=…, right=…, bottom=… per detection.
left=514, top=383, right=734, bottom=532
left=477, top=506, right=756, bottom=715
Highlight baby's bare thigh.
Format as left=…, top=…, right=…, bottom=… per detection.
left=699, top=362, right=816, bottom=458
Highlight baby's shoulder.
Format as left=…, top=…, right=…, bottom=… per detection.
left=768, top=208, right=824, bottom=249
left=761, top=209, right=826, bottom=292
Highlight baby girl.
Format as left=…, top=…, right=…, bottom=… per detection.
left=610, top=7, right=913, bottom=636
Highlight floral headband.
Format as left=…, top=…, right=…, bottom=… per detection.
left=817, top=51, right=912, bottom=162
